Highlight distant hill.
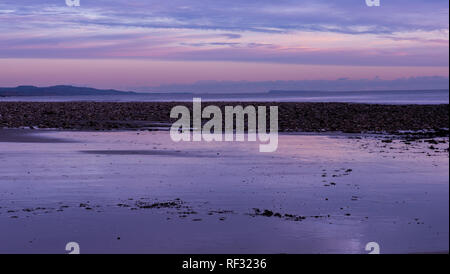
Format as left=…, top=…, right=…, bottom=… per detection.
left=268, top=89, right=449, bottom=95
left=0, top=85, right=137, bottom=96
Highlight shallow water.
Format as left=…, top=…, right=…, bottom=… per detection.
left=0, top=130, right=448, bottom=253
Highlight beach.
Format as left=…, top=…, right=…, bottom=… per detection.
left=1, top=0, right=448, bottom=263
left=0, top=129, right=448, bottom=253
left=0, top=102, right=448, bottom=133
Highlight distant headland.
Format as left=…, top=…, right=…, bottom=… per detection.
left=0, top=85, right=137, bottom=96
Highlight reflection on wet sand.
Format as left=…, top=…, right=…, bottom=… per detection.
left=0, top=130, right=448, bottom=254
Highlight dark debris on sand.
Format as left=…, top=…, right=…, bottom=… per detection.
left=0, top=102, right=448, bottom=135
left=249, top=208, right=331, bottom=222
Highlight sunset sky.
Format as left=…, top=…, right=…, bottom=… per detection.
left=0, top=0, right=448, bottom=91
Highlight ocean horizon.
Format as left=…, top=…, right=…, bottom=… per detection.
left=1, top=89, right=448, bottom=104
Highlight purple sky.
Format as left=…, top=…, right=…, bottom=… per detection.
left=0, top=0, right=448, bottom=92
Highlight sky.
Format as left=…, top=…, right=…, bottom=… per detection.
left=0, top=0, right=448, bottom=92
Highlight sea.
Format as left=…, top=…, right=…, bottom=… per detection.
left=0, top=89, right=448, bottom=104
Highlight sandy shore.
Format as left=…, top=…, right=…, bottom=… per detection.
left=0, top=129, right=448, bottom=253
left=0, top=101, right=448, bottom=253
left=1, top=102, right=448, bottom=134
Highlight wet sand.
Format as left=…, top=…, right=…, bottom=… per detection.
left=0, top=129, right=71, bottom=143
left=0, top=129, right=448, bottom=254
